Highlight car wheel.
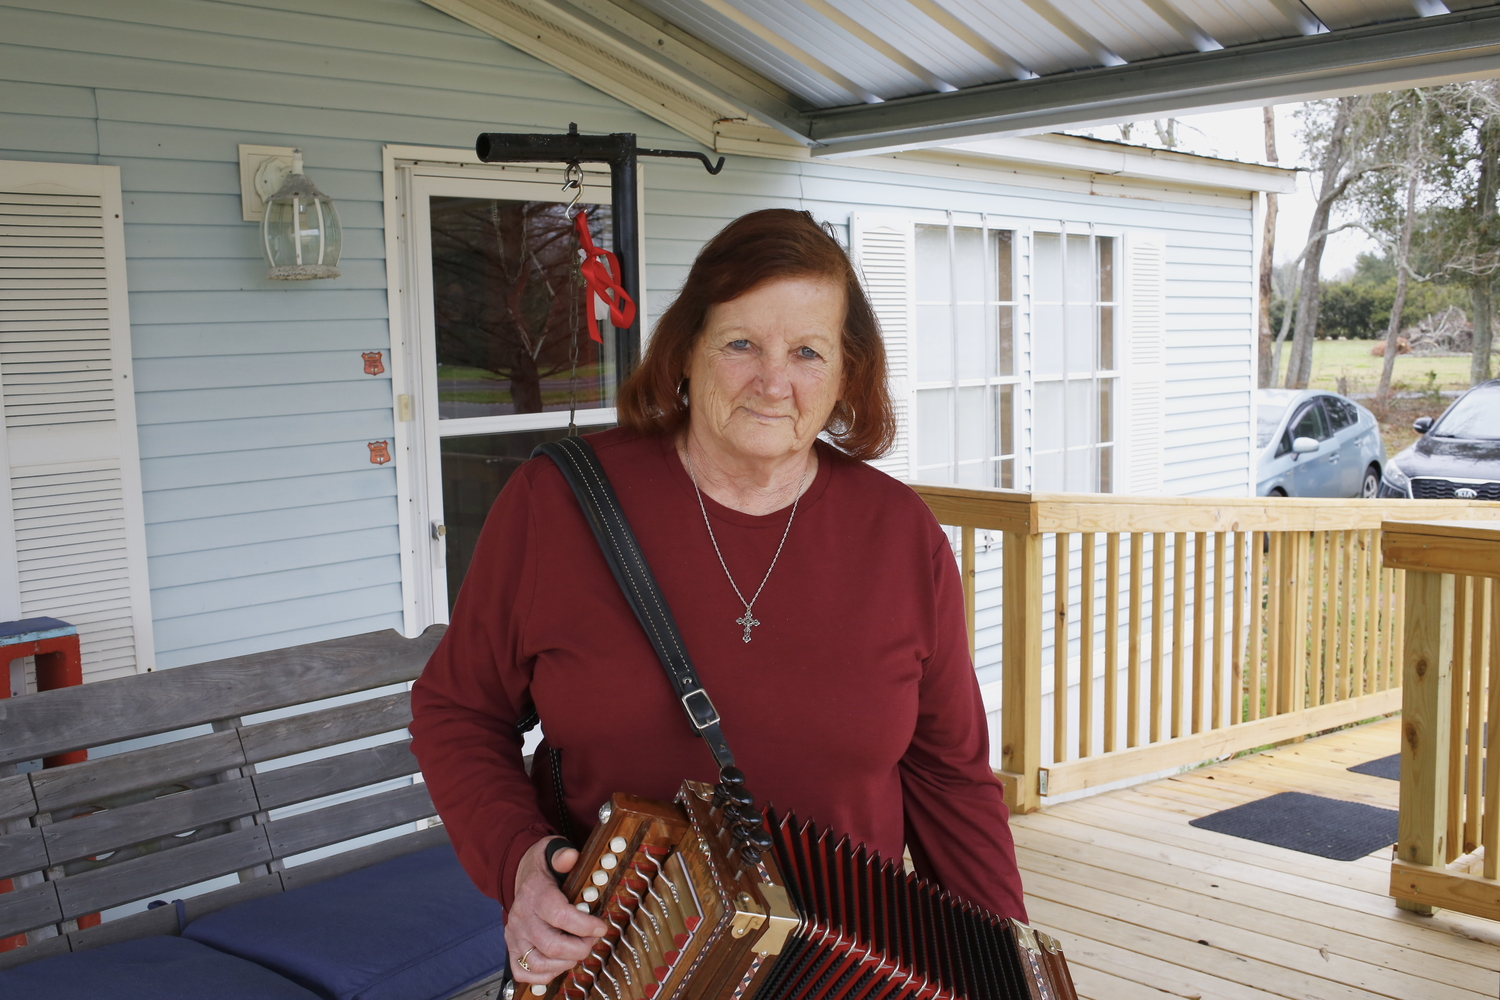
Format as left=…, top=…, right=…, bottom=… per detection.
left=1360, top=465, right=1381, bottom=499
left=1269, top=487, right=1287, bottom=498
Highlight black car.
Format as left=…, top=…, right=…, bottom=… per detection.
left=1379, top=378, right=1500, bottom=499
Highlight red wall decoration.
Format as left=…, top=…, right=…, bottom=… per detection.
left=368, top=441, right=391, bottom=465
left=362, top=351, right=385, bottom=376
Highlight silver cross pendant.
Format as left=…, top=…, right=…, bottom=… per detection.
left=736, top=609, right=760, bottom=643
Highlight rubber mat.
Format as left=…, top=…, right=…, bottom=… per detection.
left=1187, top=791, right=1397, bottom=861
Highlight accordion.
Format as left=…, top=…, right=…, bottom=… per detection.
left=513, top=779, right=1077, bottom=1000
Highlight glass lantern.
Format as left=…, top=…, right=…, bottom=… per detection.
left=260, top=153, right=341, bottom=280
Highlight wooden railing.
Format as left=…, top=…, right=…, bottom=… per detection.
left=912, top=486, right=1500, bottom=813
left=1384, top=519, right=1500, bottom=920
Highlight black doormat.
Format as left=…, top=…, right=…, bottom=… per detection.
left=1187, top=791, right=1398, bottom=861
left=1348, top=754, right=1400, bottom=781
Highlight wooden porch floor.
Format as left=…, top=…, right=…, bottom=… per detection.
left=1013, top=718, right=1500, bottom=1000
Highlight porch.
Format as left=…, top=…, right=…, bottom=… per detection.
left=1013, top=716, right=1499, bottom=1000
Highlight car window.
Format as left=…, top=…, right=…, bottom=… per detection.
left=1289, top=403, right=1329, bottom=442
left=1433, top=385, right=1500, bottom=440
left=1324, top=396, right=1356, bottom=431
left=1257, top=399, right=1290, bottom=448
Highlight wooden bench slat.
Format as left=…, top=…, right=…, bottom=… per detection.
left=30, top=729, right=245, bottom=814
left=0, top=774, right=36, bottom=823
left=0, top=925, right=68, bottom=971
left=0, top=827, right=48, bottom=881
left=253, top=740, right=418, bottom=813
left=265, top=782, right=434, bottom=860
left=240, top=691, right=412, bottom=764
left=42, top=778, right=260, bottom=865
left=55, top=824, right=272, bottom=920
left=0, top=878, right=61, bottom=939
left=0, top=626, right=442, bottom=766
left=279, top=824, right=450, bottom=892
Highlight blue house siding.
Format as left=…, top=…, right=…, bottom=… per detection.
left=0, top=0, right=689, bottom=667
left=2, top=0, right=1264, bottom=674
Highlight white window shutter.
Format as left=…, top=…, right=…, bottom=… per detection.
left=849, top=213, right=914, bottom=479
left=0, top=160, right=155, bottom=681
left=1123, top=231, right=1167, bottom=495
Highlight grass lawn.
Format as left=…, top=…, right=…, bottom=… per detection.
left=1274, top=340, right=1474, bottom=396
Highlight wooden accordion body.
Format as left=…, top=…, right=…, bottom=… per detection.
left=534, top=781, right=1077, bottom=1000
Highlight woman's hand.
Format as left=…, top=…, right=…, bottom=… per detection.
left=507, top=837, right=608, bottom=986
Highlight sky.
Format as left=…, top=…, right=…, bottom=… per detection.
left=1067, top=105, right=1378, bottom=279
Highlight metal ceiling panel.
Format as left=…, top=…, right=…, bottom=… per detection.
left=935, top=0, right=1112, bottom=75
left=1303, top=0, right=1436, bottom=31
left=826, top=0, right=1007, bottom=89
left=1167, top=0, right=1303, bottom=45
left=1046, top=0, right=1200, bottom=61
left=730, top=0, right=932, bottom=98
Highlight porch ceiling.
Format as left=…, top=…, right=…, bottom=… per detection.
left=438, top=0, right=1500, bottom=157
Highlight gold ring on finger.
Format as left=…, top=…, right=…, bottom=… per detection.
left=518, top=946, right=536, bottom=972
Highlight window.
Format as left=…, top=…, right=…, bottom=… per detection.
left=1323, top=396, right=1356, bottom=432
left=1032, top=232, right=1118, bottom=492
left=912, top=220, right=1019, bottom=487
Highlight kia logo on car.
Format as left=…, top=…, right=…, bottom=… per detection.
left=1455, top=487, right=1479, bottom=499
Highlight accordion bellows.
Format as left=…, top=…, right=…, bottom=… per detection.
left=530, top=781, right=1076, bottom=1000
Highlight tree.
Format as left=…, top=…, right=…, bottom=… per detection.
left=1258, top=107, right=1278, bottom=388
left=1284, top=97, right=1393, bottom=389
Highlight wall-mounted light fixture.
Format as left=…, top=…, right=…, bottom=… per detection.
left=257, top=150, right=341, bottom=280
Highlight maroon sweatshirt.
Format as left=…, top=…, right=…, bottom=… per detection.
left=408, top=428, right=1027, bottom=922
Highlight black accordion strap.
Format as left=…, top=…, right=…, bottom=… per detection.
left=533, top=436, right=736, bottom=771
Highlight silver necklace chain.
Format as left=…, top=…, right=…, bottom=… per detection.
left=684, top=449, right=808, bottom=643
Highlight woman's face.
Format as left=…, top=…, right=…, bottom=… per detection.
left=684, top=276, right=845, bottom=467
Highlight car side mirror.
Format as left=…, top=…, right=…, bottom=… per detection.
left=1292, top=436, right=1321, bottom=455
left=1412, top=416, right=1434, bottom=434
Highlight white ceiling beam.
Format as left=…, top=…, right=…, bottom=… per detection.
left=1016, top=0, right=1126, bottom=67
left=803, top=7, right=1500, bottom=155
left=1139, top=0, right=1222, bottom=52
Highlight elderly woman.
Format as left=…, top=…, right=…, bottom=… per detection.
left=409, top=208, right=1025, bottom=989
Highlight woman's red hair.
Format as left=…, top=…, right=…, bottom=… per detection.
left=617, top=208, right=894, bottom=461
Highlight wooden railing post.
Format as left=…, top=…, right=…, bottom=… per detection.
left=1001, top=528, right=1043, bottom=813
left=1395, top=569, right=1455, bottom=915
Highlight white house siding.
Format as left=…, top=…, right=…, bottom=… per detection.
left=0, top=0, right=1258, bottom=681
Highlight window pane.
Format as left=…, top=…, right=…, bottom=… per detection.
left=995, top=231, right=1013, bottom=301
left=1000, top=457, right=1015, bottom=490
left=1065, top=234, right=1091, bottom=301
left=1098, top=236, right=1115, bottom=302
left=916, top=225, right=949, bottom=302
left=916, top=389, right=953, bottom=472
left=955, top=302, right=988, bottom=379
left=1066, top=444, right=1092, bottom=492
left=1034, top=304, right=1064, bottom=376
left=954, top=227, right=985, bottom=298
left=1065, top=304, right=1092, bottom=372
left=432, top=197, right=615, bottom=419
left=1034, top=381, right=1063, bottom=453
left=1098, top=445, right=1113, bottom=493
left=1099, top=378, right=1115, bottom=444
left=1099, top=305, right=1115, bottom=370
left=998, top=305, right=1015, bottom=376
left=915, top=303, right=953, bottom=382
left=998, top=384, right=1014, bottom=457
left=957, top=386, right=988, bottom=462
left=1067, top=379, right=1092, bottom=450
left=1034, top=233, right=1062, bottom=300
left=1034, top=450, right=1063, bottom=492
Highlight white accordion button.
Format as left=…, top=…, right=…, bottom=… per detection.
left=582, top=886, right=599, bottom=902
left=599, top=853, right=618, bottom=870
left=609, top=836, right=628, bottom=853
left=591, top=870, right=609, bottom=886
left=576, top=902, right=591, bottom=912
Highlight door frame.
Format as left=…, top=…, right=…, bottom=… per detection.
left=381, top=145, right=640, bottom=634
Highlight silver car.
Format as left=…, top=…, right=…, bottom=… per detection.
left=1255, top=389, right=1387, bottom=498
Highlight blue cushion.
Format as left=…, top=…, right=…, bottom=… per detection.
left=0, top=934, right=323, bottom=999
left=185, top=845, right=507, bottom=1000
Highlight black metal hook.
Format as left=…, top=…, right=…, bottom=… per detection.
left=638, top=147, right=726, bottom=175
